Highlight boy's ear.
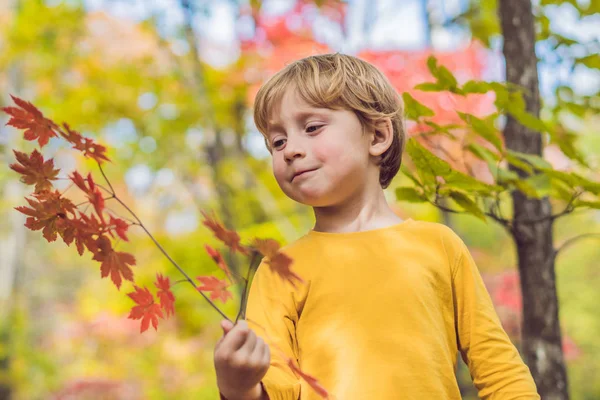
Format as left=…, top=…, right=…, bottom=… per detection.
left=369, top=118, right=393, bottom=158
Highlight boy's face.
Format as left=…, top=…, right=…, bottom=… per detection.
left=266, top=87, right=374, bottom=207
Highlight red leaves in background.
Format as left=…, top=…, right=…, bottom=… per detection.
left=196, top=275, right=233, bottom=303
left=10, top=149, right=59, bottom=193
left=155, top=274, right=175, bottom=317
left=127, top=286, right=164, bottom=333
left=2, top=94, right=58, bottom=147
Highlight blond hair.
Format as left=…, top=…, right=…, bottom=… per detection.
left=253, top=53, right=405, bottom=189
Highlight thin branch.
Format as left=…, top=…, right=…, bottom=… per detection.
left=236, top=251, right=261, bottom=323
left=95, top=162, right=231, bottom=321
left=554, top=233, right=600, bottom=259
left=511, top=190, right=583, bottom=224
left=98, top=163, right=116, bottom=195
left=429, top=198, right=510, bottom=226
left=103, top=207, right=137, bottom=225
left=59, top=181, right=75, bottom=197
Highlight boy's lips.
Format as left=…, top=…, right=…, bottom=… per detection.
left=291, top=168, right=317, bottom=182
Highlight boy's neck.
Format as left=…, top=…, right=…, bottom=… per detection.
left=311, top=187, right=403, bottom=233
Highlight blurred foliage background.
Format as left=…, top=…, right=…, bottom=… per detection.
left=0, top=0, right=598, bottom=399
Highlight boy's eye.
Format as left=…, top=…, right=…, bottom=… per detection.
left=272, top=138, right=286, bottom=149
left=306, top=125, right=323, bottom=133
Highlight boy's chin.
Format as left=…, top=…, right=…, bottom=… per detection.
left=285, top=189, right=337, bottom=208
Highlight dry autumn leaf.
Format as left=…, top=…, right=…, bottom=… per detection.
left=196, top=275, right=233, bottom=303
left=251, top=238, right=305, bottom=289
left=10, top=149, right=59, bottom=193
left=2, top=94, right=58, bottom=147
left=201, top=211, right=249, bottom=255
left=154, top=273, right=176, bottom=317
left=127, top=285, right=164, bottom=333
left=92, top=236, right=136, bottom=289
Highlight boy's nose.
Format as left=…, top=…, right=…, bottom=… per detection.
left=284, top=140, right=306, bottom=162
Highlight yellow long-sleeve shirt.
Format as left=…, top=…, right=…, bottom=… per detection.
left=244, top=219, right=539, bottom=400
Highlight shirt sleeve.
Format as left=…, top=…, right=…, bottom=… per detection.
left=451, top=236, right=540, bottom=399
left=245, top=260, right=303, bottom=400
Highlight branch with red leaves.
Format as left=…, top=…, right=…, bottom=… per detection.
left=1, top=95, right=331, bottom=398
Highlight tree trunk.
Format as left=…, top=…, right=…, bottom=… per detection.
left=498, top=1, right=569, bottom=399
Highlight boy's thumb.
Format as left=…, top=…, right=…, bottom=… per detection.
left=221, top=319, right=234, bottom=334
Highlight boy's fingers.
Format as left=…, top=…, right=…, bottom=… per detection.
left=261, top=340, right=271, bottom=367
left=222, top=322, right=250, bottom=351
left=250, top=336, right=265, bottom=362
left=239, top=328, right=257, bottom=354
left=221, top=319, right=234, bottom=334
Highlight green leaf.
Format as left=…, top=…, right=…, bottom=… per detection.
left=576, top=54, right=600, bottom=69
left=462, top=80, right=492, bottom=94
left=423, top=121, right=460, bottom=139
left=406, top=139, right=502, bottom=195
left=425, top=56, right=460, bottom=93
left=551, top=181, right=576, bottom=202
left=541, top=169, right=600, bottom=195
left=465, top=143, right=501, bottom=164
left=396, top=187, right=427, bottom=203
left=414, top=82, right=442, bottom=92
left=505, top=153, right=534, bottom=175
left=448, top=190, right=487, bottom=222
left=523, top=173, right=552, bottom=198
left=457, top=111, right=503, bottom=152
left=574, top=200, right=600, bottom=209
left=509, top=179, right=539, bottom=199
left=506, top=150, right=553, bottom=170
left=444, top=173, right=503, bottom=195
left=547, top=127, right=589, bottom=167
left=509, top=109, right=549, bottom=133
left=402, top=92, right=434, bottom=120
left=406, top=139, right=452, bottom=185
left=401, top=165, right=423, bottom=187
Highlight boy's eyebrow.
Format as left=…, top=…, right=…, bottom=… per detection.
left=268, top=110, right=330, bottom=131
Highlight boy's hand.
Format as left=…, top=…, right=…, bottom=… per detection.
left=214, top=319, right=271, bottom=400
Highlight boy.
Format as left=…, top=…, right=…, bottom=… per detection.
left=214, top=53, right=540, bottom=400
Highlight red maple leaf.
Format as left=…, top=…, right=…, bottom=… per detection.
left=196, top=275, right=233, bottom=303
left=107, top=215, right=129, bottom=241
left=251, top=238, right=281, bottom=258
left=70, top=171, right=106, bottom=223
left=201, top=211, right=248, bottom=255
left=70, top=213, right=106, bottom=255
left=267, top=252, right=304, bottom=289
left=252, top=238, right=304, bottom=289
left=10, top=149, right=59, bottom=193
left=15, top=189, right=77, bottom=242
left=127, top=285, right=164, bottom=333
left=92, top=235, right=136, bottom=289
left=2, top=95, right=58, bottom=147
left=205, top=245, right=233, bottom=281
left=154, top=273, right=175, bottom=317
left=62, top=123, right=110, bottom=164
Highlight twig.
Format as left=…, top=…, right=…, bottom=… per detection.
left=235, top=251, right=260, bottom=323
left=97, top=163, right=231, bottom=322
left=554, top=233, right=600, bottom=259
